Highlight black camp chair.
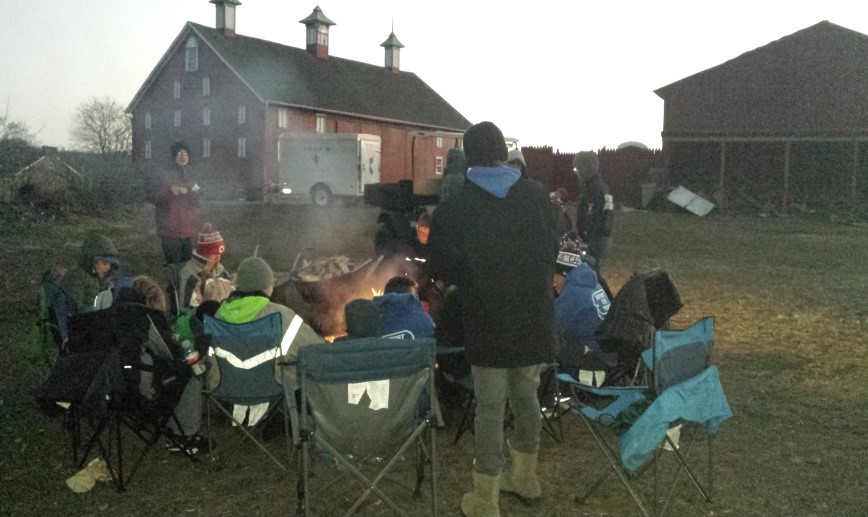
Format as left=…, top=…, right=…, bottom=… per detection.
left=36, top=305, right=194, bottom=492
left=296, top=337, right=440, bottom=516
left=202, top=313, right=296, bottom=473
left=559, top=317, right=732, bottom=516
left=597, top=269, right=683, bottom=386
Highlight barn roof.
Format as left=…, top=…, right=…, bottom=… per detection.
left=129, top=22, right=471, bottom=132
left=655, top=21, right=868, bottom=138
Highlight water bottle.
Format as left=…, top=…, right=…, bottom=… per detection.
left=181, top=339, right=206, bottom=376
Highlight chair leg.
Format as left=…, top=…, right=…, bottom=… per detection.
left=578, top=414, right=652, bottom=517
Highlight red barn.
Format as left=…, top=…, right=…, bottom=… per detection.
left=127, top=2, right=470, bottom=200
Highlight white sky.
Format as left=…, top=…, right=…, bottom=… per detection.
left=2, top=0, right=868, bottom=154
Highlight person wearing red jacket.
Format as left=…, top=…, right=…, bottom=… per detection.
left=151, top=141, right=201, bottom=265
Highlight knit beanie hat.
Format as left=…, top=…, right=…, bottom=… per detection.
left=443, top=148, right=467, bottom=177
left=344, top=299, right=380, bottom=338
left=463, top=121, right=508, bottom=167
left=194, top=223, right=225, bottom=258
left=235, top=256, right=274, bottom=293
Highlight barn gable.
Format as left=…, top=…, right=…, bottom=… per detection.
left=656, top=21, right=868, bottom=139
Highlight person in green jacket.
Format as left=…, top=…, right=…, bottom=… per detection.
left=60, top=233, right=120, bottom=315
left=211, top=256, right=324, bottom=418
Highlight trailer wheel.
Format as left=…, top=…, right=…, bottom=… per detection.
left=311, top=185, right=332, bottom=206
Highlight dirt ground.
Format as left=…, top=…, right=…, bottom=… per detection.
left=3, top=200, right=866, bottom=516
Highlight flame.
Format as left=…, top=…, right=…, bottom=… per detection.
left=371, top=288, right=383, bottom=297
left=324, top=334, right=344, bottom=343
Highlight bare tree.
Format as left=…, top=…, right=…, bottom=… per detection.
left=1, top=100, right=34, bottom=143
left=70, top=97, right=131, bottom=155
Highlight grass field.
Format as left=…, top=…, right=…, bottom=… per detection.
left=1, top=202, right=866, bottom=516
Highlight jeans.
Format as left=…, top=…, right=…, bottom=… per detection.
left=168, top=377, right=203, bottom=436
left=161, top=236, right=193, bottom=265
left=472, top=364, right=543, bottom=476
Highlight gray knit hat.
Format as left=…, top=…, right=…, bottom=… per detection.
left=464, top=121, right=508, bottom=167
left=235, top=256, right=274, bottom=292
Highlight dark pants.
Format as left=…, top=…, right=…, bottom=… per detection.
left=161, top=237, right=193, bottom=265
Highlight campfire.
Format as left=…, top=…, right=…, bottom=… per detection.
left=272, top=253, right=414, bottom=338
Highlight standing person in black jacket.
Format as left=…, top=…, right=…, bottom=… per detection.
left=574, top=150, right=614, bottom=272
left=430, top=121, right=558, bottom=516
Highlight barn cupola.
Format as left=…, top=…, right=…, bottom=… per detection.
left=211, top=0, right=241, bottom=37
left=299, top=6, right=336, bottom=60
left=380, top=27, right=405, bottom=73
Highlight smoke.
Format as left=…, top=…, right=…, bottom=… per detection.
left=272, top=253, right=418, bottom=336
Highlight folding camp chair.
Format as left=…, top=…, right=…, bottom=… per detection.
left=36, top=306, right=195, bottom=492
left=203, top=313, right=296, bottom=472
left=296, top=337, right=439, bottom=516
left=537, top=362, right=568, bottom=442
left=558, top=316, right=732, bottom=516
left=435, top=345, right=475, bottom=444
left=597, top=269, right=683, bottom=386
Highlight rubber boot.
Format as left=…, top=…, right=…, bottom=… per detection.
left=500, top=448, right=542, bottom=505
left=460, top=469, right=501, bottom=517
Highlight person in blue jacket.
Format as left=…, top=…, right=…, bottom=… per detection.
left=373, top=276, right=435, bottom=340
left=553, top=233, right=614, bottom=385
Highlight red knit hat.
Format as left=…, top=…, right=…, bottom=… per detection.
left=195, top=223, right=225, bottom=258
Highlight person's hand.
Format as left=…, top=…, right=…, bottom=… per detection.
left=170, top=185, right=181, bottom=195
left=178, top=186, right=189, bottom=194
left=191, top=183, right=200, bottom=193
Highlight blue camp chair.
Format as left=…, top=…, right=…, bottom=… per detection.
left=203, top=313, right=296, bottom=472
left=295, top=337, right=439, bottom=516
left=558, top=316, right=732, bottom=516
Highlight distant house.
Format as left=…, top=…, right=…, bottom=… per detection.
left=127, top=1, right=471, bottom=200
left=655, top=21, right=868, bottom=213
left=0, top=146, right=81, bottom=204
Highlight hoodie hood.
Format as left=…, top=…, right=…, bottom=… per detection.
left=217, top=295, right=271, bottom=324
left=467, top=165, right=521, bottom=199
left=374, top=292, right=425, bottom=314
left=77, top=233, right=119, bottom=272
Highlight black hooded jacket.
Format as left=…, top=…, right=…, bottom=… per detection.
left=430, top=173, right=558, bottom=368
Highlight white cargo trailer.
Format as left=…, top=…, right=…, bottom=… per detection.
left=277, top=132, right=381, bottom=206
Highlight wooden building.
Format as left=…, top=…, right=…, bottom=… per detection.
left=655, top=21, right=868, bottom=214
left=127, top=1, right=471, bottom=199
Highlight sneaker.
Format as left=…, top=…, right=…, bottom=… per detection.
left=166, top=434, right=214, bottom=455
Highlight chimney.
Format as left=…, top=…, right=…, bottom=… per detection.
left=211, top=0, right=241, bottom=37
left=380, top=29, right=405, bottom=73
left=299, top=6, right=336, bottom=60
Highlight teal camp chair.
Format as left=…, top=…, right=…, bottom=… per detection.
left=558, top=316, right=732, bottom=516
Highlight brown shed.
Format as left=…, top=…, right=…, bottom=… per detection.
left=655, top=21, right=868, bottom=215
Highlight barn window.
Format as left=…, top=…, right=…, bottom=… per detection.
left=174, top=110, right=181, bottom=127
left=185, top=37, right=199, bottom=72
left=238, top=105, right=246, bottom=124
left=238, top=137, right=246, bottom=158
left=316, top=114, right=325, bottom=133
left=278, top=108, right=288, bottom=128
left=202, top=107, right=210, bottom=126
left=203, top=138, right=211, bottom=159
left=436, top=137, right=443, bottom=148
left=435, top=156, right=444, bottom=175
left=144, top=110, right=151, bottom=130
left=173, top=80, right=181, bottom=99
left=317, top=24, right=329, bottom=46
left=202, top=76, right=210, bottom=96
left=144, top=140, right=152, bottom=159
